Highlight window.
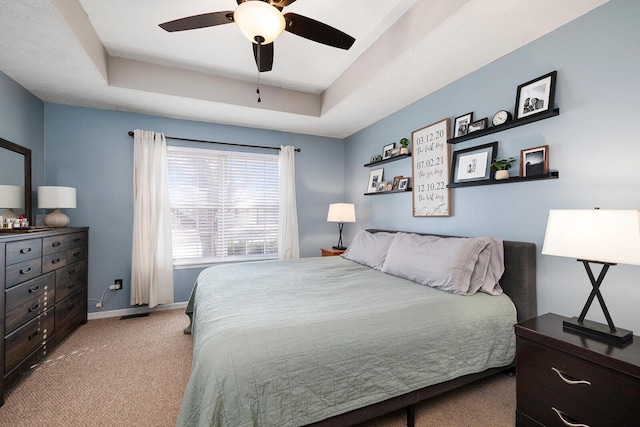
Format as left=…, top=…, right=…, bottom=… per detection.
left=167, top=146, right=279, bottom=267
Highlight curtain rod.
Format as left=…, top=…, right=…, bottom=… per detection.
left=127, top=131, right=300, bottom=152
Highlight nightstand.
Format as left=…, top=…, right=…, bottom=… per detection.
left=514, top=313, right=640, bottom=426
left=321, top=247, right=345, bottom=257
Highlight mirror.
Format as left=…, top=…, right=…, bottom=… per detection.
left=0, top=136, right=32, bottom=224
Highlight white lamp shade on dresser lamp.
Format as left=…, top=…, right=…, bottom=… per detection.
left=0, top=185, right=24, bottom=219
left=38, top=186, right=76, bottom=227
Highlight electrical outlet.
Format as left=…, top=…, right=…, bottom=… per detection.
left=114, top=279, right=123, bottom=290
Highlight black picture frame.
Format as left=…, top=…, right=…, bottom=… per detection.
left=382, top=143, right=395, bottom=159
left=468, top=118, right=488, bottom=133
left=453, top=112, right=473, bottom=138
left=515, top=71, right=557, bottom=119
left=450, top=142, right=498, bottom=184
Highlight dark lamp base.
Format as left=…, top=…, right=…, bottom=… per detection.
left=563, top=317, right=633, bottom=346
left=332, top=246, right=347, bottom=250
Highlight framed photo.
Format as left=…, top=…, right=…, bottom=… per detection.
left=453, top=112, right=473, bottom=138
left=520, top=145, right=549, bottom=177
left=369, top=155, right=377, bottom=163
left=468, top=118, right=488, bottom=133
left=377, top=181, right=387, bottom=192
left=390, top=147, right=401, bottom=157
left=398, top=178, right=409, bottom=191
left=367, top=168, right=384, bottom=193
left=392, top=175, right=403, bottom=190
left=515, top=71, right=557, bottom=119
left=382, top=143, right=395, bottom=159
left=450, top=142, right=498, bottom=184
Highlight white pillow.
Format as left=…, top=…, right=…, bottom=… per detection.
left=381, top=233, right=490, bottom=295
left=341, top=230, right=395, bottom=270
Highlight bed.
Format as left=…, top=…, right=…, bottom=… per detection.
left=178, top=230, right=537, bottom=427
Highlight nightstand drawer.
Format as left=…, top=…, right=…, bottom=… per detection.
left=517, top=376, right=623, bottom=427
left=517, top=339, right=640, bottom=422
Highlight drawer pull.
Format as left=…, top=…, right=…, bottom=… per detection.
left=29, top=285, right=40, bottom=293
left=66, top=303, right=75, bottom=311
left=68, top=269, right=76, bottom=275
left=28, top=329, right=40, bottom=340
left=73, top=238, right=80, bottom=243
left=52, top=241, right=61, bottom=247
left=551, top=367, right=591, bottom=386
left=68, top=283, right=76, bottom=290
left=20, top=247, right=32, bottom=254
left=72, top=251, right=80, bottom=257
left=20, top=267, right=32, bottom=275
left=551, top=407, right=589, bottom=427
left=51, top=258, right=61, bottom=264
left=28, top=304, right=40, bottom=312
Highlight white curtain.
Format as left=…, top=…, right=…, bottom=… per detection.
left=278, top=145, right=300, bottom=259
left=131, top=129, right=174, bottom=307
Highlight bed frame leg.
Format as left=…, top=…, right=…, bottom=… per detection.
left=407, top=405, right=415, bottom=427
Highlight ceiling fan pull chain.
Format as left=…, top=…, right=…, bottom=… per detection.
left=256, top=40, right=262, bottom=103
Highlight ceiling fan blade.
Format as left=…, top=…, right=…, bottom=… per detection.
left=271, top=0, right=297, bottom=7
left=283, top=13, right=355, bottom=50
left=253, top=42, right=274, bottom=72
left=159, top=12, right=234, bottom=32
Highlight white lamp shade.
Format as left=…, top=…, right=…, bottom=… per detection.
left=234, top=1, right=286, bottom=44
left=0, top=185, right=24, bottom=208
left=327, top=203, right=356, bottom=223
left=542, top=209, right=640, bottom=265
left=38, top=186, right=77, bottom=209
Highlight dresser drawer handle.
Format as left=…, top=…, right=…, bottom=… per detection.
left=51, top=258, right=61, bottom=264
left=551, top=407, right=589, bottom=427
left=66, top=303, right=75, bottom=311
left=20, top=267, right=32, bottom=275
left=551, top=367, right=591, bottom=386
left=28, top=329, right=40, bottom=341
left=20, top=247, right=32, bottom=254
left=52, top=241, right=61, bottom=247
left=72, top=251, right=80, bottom=257
left=68, top=269, right=76, bottom=275
left=67, top=283, right=76, bottom=290
left=28, top=304, right=40, bottom=313
left=73, top=238, right=81, bottom=243
left=29, top=285, right=40, bottom=293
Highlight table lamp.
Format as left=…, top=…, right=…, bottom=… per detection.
left=542, top=209, right=640, bottom=345
left=38, top=186, right=76, bottom=227
left=327, top=203, right=356, bottom=250
left=0, top=185, right=24, bottom=219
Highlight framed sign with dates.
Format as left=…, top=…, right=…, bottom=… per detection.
left=411, top=118, right=451, bottom=217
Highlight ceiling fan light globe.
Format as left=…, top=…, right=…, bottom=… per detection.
left=234, top=1, right=286, bottom=44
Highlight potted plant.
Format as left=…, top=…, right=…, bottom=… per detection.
left=491, top=157, right=515, bottom=180
left=399, top=138, right=410, bottom=155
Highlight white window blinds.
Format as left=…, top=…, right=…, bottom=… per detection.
left=167, top=146, right=279, bottom=266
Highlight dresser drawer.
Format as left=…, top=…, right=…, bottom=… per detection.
left=517, top=376, right=623, bottom=427
left=4, top=309, right=54, bottom=374
left=55, top=290, right=84, bottom=330
left=55, top=260, right=86, bottom=303
left=5, top=257, right=42, bottom=288
left=67, top=231, right=86, bottom=250
left=42, top=252, right=67, bottom=274
left=517, top=339, right=640, bottom=422
left=42, top=234, right=68, bottom=256
left=5, top=273, right=55, bottom=333
left=66, top=246, right=85, bottom=264
left=5, top=239, right=41, bottom=266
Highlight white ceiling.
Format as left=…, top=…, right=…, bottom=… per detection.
left=0, top=0, right=608, bottom=139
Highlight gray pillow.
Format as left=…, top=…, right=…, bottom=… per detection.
left=380, top=233, right=490, bottom=295
left=468, top=237, right=505, bottom=295
left=341, top=230, right=395, bottom=270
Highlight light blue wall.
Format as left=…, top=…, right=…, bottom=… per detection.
left=43, top=105, right=344, bottom=312
left=344, top=0, right=640, bottom=331
left=0, top=70, right=45, bottom=200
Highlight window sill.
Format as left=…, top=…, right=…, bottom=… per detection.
left=173, top=255, right=278, bottom=269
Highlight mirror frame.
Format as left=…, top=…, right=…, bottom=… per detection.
left=0, top=136, right=32, bottom=224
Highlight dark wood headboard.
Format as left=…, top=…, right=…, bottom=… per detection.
left=366, top=229, right=537, bottom=322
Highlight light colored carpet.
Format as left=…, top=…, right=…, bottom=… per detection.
left=0, top=309, right=515, bottom=426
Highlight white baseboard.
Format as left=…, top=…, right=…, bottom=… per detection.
left=87, top=301, right=188, bottom=320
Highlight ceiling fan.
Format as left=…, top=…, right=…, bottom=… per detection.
left=159, top=0, right=356, bottom=73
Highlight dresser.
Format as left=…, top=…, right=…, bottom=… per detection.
left=0, top=227, right=88, bottom=406
left=515, top=313, right=640, bottom=426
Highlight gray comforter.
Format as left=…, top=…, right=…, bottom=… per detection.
left=177, top=256, right=516, bottom=426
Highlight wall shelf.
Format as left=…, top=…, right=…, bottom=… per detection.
left=448, top=108, right=560, bottom=144
left=447, top=171, right=559, bottom=188
left=364, top=153, right=411, bottom=167
left=364, top=188, right=412, bottom=196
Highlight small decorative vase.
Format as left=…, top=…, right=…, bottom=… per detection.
left=400, top=147, right=409, bottom=155
left=495, top=170, right=510, bottom=180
